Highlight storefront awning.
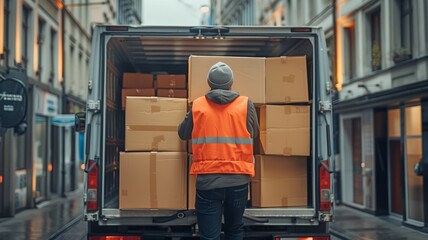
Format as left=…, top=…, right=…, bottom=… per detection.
left=334, top=80, right=428, bottom=113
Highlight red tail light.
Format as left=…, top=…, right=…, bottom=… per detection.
left=88, top=236, right=140, bottom=240
left=274, top=237, right=330, bottom=240
left=319, top=160, right=331, bottom=211
left=87, top=159, right=98, bottom=211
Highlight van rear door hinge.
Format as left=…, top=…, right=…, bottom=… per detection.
left=87, top=100, right=100, bottom=112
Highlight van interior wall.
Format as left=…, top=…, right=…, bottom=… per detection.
left=104, top=36, right=314, bottom=208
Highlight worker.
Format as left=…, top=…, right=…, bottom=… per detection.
left=178, top=62, right=259, bottom=240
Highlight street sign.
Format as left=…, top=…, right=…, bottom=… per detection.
left=0, top=78, right=28, bottom=128
left=52, top=114, right=76, bottom=127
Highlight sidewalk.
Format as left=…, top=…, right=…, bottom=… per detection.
left=0, top=189, right=83, bottom=240
left=330, top=204, right=428, bottom=240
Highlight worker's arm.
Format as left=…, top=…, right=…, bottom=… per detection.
left=178, top=107, right=193, bottom=140
left=247, top=100, right=259, bottom=139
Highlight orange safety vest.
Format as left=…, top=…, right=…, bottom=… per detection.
left=190, top=95, right=255, bottom=177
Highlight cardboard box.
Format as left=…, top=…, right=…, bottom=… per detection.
left=119, top=152, right=187, bottom=210
left=125, top=97, right=187, bottom=152
left=188, top=55, right=309, bottom=104
left=188, top=55, right=265, bottom=103
left=252, top=155, right=307, bottom=207
left=259, top=105, right=310, bottom=156
left=156, top=74, right=187, bottom=89
left=265, top=56, right=308, bottom=103
left=123, top=73, right=154, bottom=89
left=157, top=89, right=188, bottom=98
left=188, top=155, right=196, bottom=210
left=121, top=89, right=155, bottom=109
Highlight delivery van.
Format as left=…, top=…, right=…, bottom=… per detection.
left=75, top=25, right=335, bottom=239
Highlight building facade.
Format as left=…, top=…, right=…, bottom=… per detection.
left=332, top=0, right=428, bottom=231
left=211, top=0, right=428, bottom=232
left=0, top=0, right=118, bottom=218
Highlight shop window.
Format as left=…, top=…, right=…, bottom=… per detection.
left=405, top=137, right=423, bottom=223
left=405, top=105, right=421, bottom=136
left=388, top=109, right=401, bottom=137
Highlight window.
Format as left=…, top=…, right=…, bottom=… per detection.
left=21, top=5, right=30, bottom=71
left=394, top=0, right=413, bottom=63
left=370, top=9, right=381, bottom=71
left=2, top=0, right=10, bottom=64
left=38, top=18, right=46, bottom=79
left=69, top=45, right=74, bottom=92
left=344, top=23, right=356, bottom=81
left=49, top=29, right=57, bottom=84
left=400, top=0, right=412, bottom=51
left=326, top=35, right=334, bottom=80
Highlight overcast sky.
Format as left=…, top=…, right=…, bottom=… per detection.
left=143, top=0, right=210, bottom=25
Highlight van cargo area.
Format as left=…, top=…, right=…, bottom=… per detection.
left=83, top=26, right=333, bottom=238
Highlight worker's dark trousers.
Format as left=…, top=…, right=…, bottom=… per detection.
left=196, top=184, right=248, bottom=240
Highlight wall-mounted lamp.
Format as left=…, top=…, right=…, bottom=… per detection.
left=357, top=84, right=370, bottom=94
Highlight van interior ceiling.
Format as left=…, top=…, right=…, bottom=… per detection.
left=108, top=36, right=313, bottom=76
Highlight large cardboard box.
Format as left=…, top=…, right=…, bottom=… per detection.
left=188, top=55, right=309, bottom=104
left=156, top=74, right=187, bottom=89
left=259, top=105, right=310, bottom=156
left=119, top=152, right=187, bottom=209
left=123, top=73, right=154, bottom=88
left=188, top=55, right=266, bottom=103
left=125, top=97, right=187, bottom=152
left=265, top=56, right=308, bottom=103
left=188, top=155, right=196, bottom=210
left=252, top=155, right=307, bottom=207
left=121, top=88, right=155, bottom=110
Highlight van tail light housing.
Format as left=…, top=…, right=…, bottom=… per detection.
left=88, top=236, right=140, bottom=240
left=319, top=160, right=331, bottom=211
left=86, top=159, right=98, bottom=211
left=274, top=236, right=330, bottom=240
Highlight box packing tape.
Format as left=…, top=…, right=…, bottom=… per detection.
left=151, top=135, right=165, bottom=151
left=151, top=106, right=161, bottom=112
left=283, top=147, right=292, bottom=156
left=150, top=152, right=158, bottom=208
left=282, top=74, right=295, bottom=83
left=282, top=197, right=288, bottom=206
left=126, top=125, right=177, bottom=131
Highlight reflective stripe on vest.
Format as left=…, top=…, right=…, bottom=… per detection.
left=190, top=95, right=254, bottom=177
left=192, top=137, right=253, bottom=145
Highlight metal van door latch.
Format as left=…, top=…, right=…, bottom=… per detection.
left=319, top=101, right=332, bottom=112
left=87, top=100, right=100, bottom=112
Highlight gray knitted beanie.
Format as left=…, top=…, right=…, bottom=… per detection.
left=207, top=62, right=234, bottom=90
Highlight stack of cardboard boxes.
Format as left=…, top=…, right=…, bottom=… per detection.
left=119, top=54, right=310, bottom=210
left=188, top=55, right=310, bottom=208
left=119, top=73, right=188, bottom=210
left=122, top=73, right=187, bottom=110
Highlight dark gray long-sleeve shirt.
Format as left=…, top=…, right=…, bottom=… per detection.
left=178, top=89, right=259, bottom=190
